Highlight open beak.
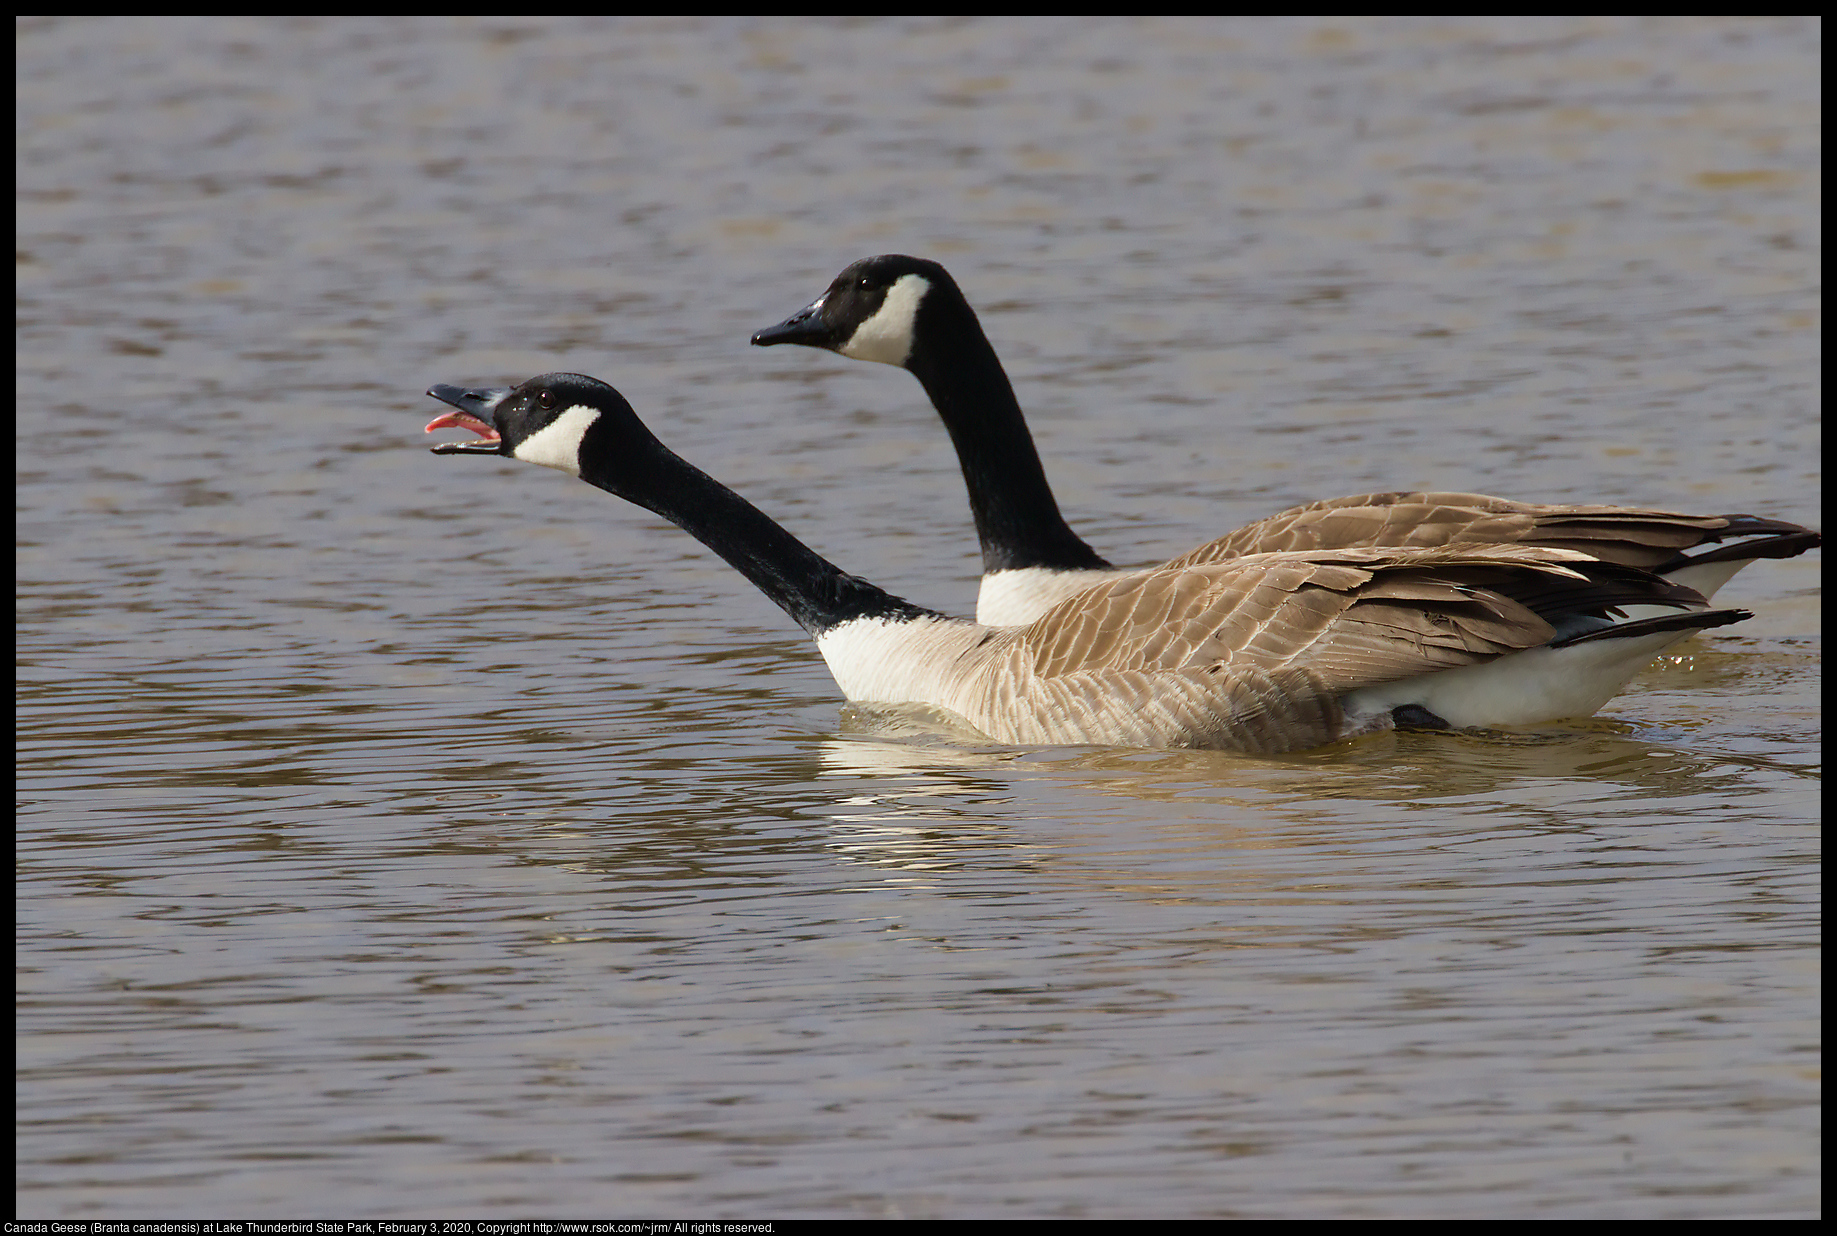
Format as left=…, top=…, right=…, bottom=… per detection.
left=425, top=384, right=511, bottom=454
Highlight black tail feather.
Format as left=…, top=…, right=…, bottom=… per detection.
left=1551, top=607, right=1751, bottom=649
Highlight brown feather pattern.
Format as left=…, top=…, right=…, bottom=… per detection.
left=1172, top=492, right=1753, bottom=570
left=901, top=545, right=1721, bottom=752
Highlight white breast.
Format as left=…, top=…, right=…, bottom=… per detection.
left=815, top=614, right=992, bottom=709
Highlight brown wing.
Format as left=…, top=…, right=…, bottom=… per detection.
left=1164, top=491, right=1767, bottom=571
left=1015, top=545, right=1679, bottom=692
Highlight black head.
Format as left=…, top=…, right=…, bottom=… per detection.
left=426, top=372, right=651, bottom=478
left=751, top=254, right=963, bottom=366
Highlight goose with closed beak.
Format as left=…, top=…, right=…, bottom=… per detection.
left=752, top=255, right=1819, bottom=625
left=425, top=372, right=1751, bottom=754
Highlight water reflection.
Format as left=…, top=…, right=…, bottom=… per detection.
left=805, top=700, right=1808, bottom=899
left=818, top=705, right=1796, bottom=809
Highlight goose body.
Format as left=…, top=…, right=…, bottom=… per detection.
left=425, top=373, right=1749, bottom=754
left=752, top=255, right=1819, bottom=626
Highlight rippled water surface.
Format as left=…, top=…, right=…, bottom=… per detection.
left=17, top=16, right=1819, bottom=1219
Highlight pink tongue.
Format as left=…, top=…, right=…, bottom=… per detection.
left=424, top=410, right=498, bottom=439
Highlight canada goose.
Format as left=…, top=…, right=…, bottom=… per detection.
left=425, top=372, right=1750, bottom=754
left=752, top=255, right=1819, bottom=625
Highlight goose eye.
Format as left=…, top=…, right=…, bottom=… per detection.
left=538, top=389, right=556, bottom=408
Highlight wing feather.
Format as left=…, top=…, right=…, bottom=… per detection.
left=1165, top=491, right=1762, bottom=571
left=1015, top=546, right=1681, bottom=689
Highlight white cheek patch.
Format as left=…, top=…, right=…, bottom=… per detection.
left=512, top=404, right=601, bottom=476
left=838, top=273, right=928, bottom=367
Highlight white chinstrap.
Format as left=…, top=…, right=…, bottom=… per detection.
left=837, top=273, right=927, bottom=367
left=511, top=403, right=600, bottom=477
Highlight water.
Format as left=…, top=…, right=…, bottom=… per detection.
left=16, top=15, right=1819, bottom=1218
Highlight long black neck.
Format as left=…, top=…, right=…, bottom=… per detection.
left=579, top=436, right=945, bottom=636
left=902, top=300, right=1112, bottom=575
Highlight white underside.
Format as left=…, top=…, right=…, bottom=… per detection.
left=1659, top=557, right=1746, bottom=600
left=1342, top=624, right=1701, bottom=730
